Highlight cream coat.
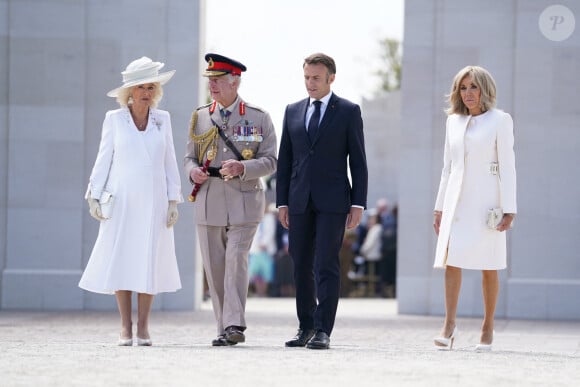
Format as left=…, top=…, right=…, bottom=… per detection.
left=433, top=109, right=516, bottom=269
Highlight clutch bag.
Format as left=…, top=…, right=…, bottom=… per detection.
left=486, top=208, right=503, bottom=229
left=99, top=191, right=115, bottom=219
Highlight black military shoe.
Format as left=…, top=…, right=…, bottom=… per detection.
left=211, top=334, right=236, bottom=346
left=225, top=326, right=245, bottom=344
left=285, top=329, right=316, bottom=347
left=306, top=331, right=330, bottom=349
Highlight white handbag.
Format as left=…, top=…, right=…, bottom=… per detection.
left=487, top=208, right=503, bottom=229
left=486, top=161, right=503, bottom=229
left=99, top=191, right=115, bottom=219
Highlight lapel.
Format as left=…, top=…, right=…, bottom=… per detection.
left=459, top=114, right=470, bottom=144
left=209, top=102, right=223, bottom=130
left=210, top=99, right=243, bottom=133
left=310, top=93, right=338, bottom=146
left=228, top=98, right=243, bottom=132
left=450, top=114, right=471, bottom=170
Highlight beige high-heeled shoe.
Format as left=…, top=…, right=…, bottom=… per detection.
left=475, top=330, right=495, bottom=351
left=117, top=337, right=133, bottom=346
left=434, top=326, right=458, bottom=350
left=137, top=337, right=152, bottom=346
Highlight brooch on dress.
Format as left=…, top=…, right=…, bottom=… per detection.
left=152, top=115, right=162, bottom=131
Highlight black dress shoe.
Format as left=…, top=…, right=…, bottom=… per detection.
left=307, top=331, right=330, bottom=349
left=211, top=334, right=237, bottom=346
left=285, top=329, right=316, bottom=347
left=225, top=326, right=245, bottom=343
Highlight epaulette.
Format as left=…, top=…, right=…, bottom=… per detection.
left=243, top=102, right=266, bottom=113
left=196, top=102, right=212, bottom=111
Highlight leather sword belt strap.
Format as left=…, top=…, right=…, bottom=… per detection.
left=206, top=167, right=223, bottom=178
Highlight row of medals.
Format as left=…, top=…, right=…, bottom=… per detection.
left=226, top=119, right=263, bottom=160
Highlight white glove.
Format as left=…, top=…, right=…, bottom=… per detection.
left=87, top=196, right=105, bottom=221
left=167, top=200, right=179, bottom=227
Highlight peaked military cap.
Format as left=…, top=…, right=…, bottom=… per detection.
left=203, top=53, right=247, bottom=77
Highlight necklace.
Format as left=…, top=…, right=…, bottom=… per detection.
left=129, top=107, right=149, bottom=131
left=135, top=119, right=147, bottom=130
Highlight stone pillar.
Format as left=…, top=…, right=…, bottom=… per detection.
left=398, top=0, right=580, bottom=320
left=0, top=0, right=8, bottom=308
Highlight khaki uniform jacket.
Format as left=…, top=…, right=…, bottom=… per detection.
left=184, top=98, right=277, bottom=226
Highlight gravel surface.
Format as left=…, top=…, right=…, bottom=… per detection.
left=1, top=298, right=578, bottom=386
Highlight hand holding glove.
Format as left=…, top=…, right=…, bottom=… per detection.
left=87, top=196, right=105, bottom=221
left=167, top=200, right=179, bottom=227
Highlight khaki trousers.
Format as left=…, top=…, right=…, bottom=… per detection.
left=197, top=223, right=258, bottom=335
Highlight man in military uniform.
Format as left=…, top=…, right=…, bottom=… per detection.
left=184, top=53, right=277, bottom=346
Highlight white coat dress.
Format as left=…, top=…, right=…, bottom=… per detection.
left=79, top=108, right=183, bottom=294
left=433, top=109, right=516, bottom=270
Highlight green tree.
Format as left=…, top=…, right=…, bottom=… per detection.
left=376, top=38, right=402, bottom=92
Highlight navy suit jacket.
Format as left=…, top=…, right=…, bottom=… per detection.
left=276, top=93, right=368, bottom=215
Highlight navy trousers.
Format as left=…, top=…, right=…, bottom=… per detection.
left=288, top=198, right=347, bottom=336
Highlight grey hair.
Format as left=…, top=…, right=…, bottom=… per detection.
left=225, top=73, right=242, bottom=87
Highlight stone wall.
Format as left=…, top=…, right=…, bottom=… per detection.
left=362, top=91, right=401, bottom=210
left=0, top=0, right=204, bottom=310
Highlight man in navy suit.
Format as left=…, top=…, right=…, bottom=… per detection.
left=276, top=53, right=368, bottom=349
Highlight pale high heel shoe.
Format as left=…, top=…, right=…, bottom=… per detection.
left=475, top=330, right=495, bottom=351
left=137, top=337, right=152, bottom=346
left=434, top=326, right=458, bottom=350
left=117, top=337, right=133, bottom=346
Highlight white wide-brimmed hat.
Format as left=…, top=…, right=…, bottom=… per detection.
left=106, top=56, right=176, bottom=97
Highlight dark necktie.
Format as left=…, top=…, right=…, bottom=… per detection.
left=220, top=109, right=231, bottom=122
left=308, top=100, right=322, bottom=141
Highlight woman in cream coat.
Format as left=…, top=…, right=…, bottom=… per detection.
left=79, top=57, right=183, bottom=346
left=432, top=66, right=516, bottom=351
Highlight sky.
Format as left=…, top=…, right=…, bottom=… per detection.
left=205, top=0, right=405, bottom=130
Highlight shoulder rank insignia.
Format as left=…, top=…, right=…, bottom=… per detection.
left=243, top=102, right=265, bottom=113
left=196, top=102, right=212, bottom=111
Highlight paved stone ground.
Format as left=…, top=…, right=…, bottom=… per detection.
left=1, top=298, right=579, bottom=386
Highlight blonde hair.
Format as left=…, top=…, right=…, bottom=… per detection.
left=446, top=66, right=496, bottom=115
left=116, top=82, right=164, bottom=108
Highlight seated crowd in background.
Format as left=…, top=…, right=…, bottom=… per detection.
left=243, top=197, right=398, bottom=299
left=248, top=204, right=294, bottom=297
left=346, top=198, right=398, bottom=298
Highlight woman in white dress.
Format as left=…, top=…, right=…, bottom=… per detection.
left=79, top=57, right=183, bottom=346
left=432, top=66, right=516, bottom=351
